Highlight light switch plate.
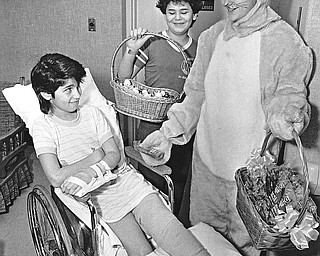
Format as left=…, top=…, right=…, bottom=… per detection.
left=88, top=18, right=96, bottom=32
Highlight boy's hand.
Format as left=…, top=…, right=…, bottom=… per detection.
left=126, top=28, right=153, bottom=54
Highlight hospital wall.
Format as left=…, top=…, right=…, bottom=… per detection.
left=0, top=0, right=237, bottom=103
left=0, top=0, right=125, bottom=101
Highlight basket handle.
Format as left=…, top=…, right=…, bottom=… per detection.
left=260, top=130, right=309, bottom=224
left=110, top=32, right=189, bottom=83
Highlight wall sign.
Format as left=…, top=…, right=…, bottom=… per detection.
left=201, top=0, right=214, bottom=11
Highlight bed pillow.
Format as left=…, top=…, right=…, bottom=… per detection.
left=2, top=83, right=41, bottom=132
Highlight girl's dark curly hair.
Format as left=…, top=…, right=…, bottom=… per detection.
left=31, top=53, right=86, bottom=114
left=156, top=0, right=203, bottom=14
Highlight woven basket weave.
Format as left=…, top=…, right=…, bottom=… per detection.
left=235, top=131, right=309, bottom=251
left=110, top=32, right=188, bottom=123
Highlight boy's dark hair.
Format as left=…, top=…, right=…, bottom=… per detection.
left=156, top=0, right=203, bottom=14
left=31, top=53, right=86, bottom=114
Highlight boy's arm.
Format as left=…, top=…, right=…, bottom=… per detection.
left=38, top=149, right=100, bottom=188
left=69, top=147, right=105, bottom=170
left=117, top=28, right=152, bottom=79
left=39, top=136, right=121, bottom=196
left=117, top=48, right=142, bottom=79
left=61, top=137, right=121, bottom=195
left=100, top=136, right=121, bottom=171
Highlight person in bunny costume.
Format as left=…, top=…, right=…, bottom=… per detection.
left=139, top=0, right=313, bottom=255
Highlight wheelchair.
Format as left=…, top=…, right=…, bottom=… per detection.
left=2, top=68, right=175, bottom=256
left=3, top=68, right=242, bottom=256
left=26, top=145, right=174, bottom=256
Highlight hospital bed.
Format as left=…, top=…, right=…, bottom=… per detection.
left=2, top=69, right=242, bottom=256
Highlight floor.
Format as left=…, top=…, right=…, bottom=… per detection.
left=0, top=147, right=51, bottom=256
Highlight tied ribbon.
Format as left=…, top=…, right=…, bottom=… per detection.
left=290, top=212, right=319, bottom=250
left=274, top=207, right=319, bottom=250
left=274, top=205, right=299, bottom=232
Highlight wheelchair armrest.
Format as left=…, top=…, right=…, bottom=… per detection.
left=125, top=146, right=172, bottom=176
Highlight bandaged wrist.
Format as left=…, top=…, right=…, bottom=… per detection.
left=90, top=160, right=112, bottom=178
left=89, top=164, right=103, bottom=178
left=99, top=160, right=111, bottom=173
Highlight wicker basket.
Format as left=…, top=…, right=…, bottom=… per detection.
left=0, top=82, right=22, bottom=136
left=235, top=131, right=309, bottom=251
left=110, top=32, right=188, bottom=123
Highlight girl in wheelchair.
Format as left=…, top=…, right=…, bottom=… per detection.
left=30, top=53, right=210, bottom=256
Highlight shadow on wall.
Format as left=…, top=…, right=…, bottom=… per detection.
left=302, top=103, right=320, bottom=149
left=302, top=46, right=319, bottom=149
left=269, top=0, right=292, bottom=24
left=0, top=240, right=4, bottom=256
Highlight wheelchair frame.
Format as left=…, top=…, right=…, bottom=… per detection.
left=27, top=146, right=174, bottom=256
left=0, top=70, right=175, bottom=255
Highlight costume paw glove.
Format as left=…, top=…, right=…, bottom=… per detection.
left=139, top=130, right=172, bottom=166
left=267, top=105, right=305, bottom=140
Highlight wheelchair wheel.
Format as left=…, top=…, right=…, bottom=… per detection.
left=27, top=185, right=75, bottom=256
left=51, top=186, right=94, bottom=256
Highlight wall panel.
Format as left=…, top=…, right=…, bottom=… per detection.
left=0, top=0, right=123, bottom=101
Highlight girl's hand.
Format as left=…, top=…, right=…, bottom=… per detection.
left=61, top=168, right=96, bottom=195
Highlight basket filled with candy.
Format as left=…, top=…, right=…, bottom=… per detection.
left=235, top=131, right=319, bottom=251
left=110, top=32, right=187, bottom=123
